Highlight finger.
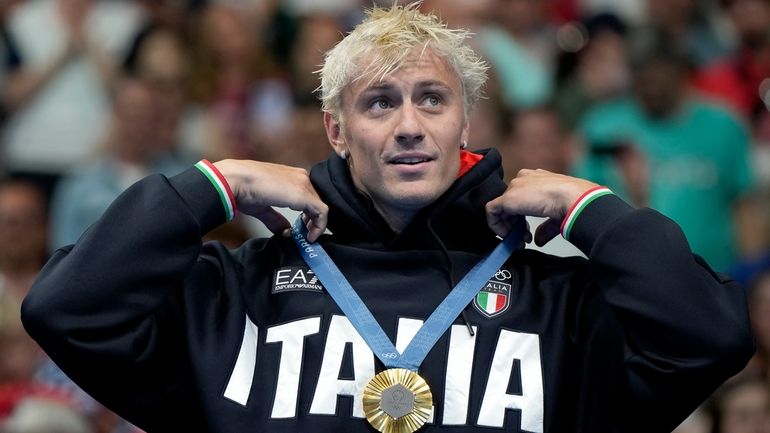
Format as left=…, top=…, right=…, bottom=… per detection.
left=485, top=198, right=509, bottom=237
left=509, top=215, right=530, bottom=244
left=258, top=208, right=292, bottom=236
left=487, top=197, right=532, bottom=241
left=486, top=212, right=511, bottom=238
left=524, top=219, right=533, bottom=244
left=278, top=179, right=328, bottom=242
left=303, top=201, right=329, bottom=243
left=305, top=217, right=326, bottom=242
left=534, top=218, right=561, bottom=247
left=255, top=207, right=291, bottom=237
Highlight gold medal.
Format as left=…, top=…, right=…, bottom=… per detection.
left=363, top=368, right=433, bottom=433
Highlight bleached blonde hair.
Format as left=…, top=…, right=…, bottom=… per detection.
left=318, top=3, right=488, bottom=122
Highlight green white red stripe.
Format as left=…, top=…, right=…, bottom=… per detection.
left=560, top=186, right=613, bottom=241
left=195, top=159, right=236, bottom=221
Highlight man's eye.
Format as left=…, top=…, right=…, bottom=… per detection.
left=370, top=99, right=391, bottom=110
left=424, top=95, right=441, bottom=106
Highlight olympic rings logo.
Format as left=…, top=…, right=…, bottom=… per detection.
left=381, top=352, right=398, bottom=359
left=494, top=269, right=512, bottom=281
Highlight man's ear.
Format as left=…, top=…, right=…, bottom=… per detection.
left=324, top=112, right=347, bottom=157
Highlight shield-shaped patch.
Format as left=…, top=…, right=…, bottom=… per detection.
left=473, top=269, right=512, bottom=318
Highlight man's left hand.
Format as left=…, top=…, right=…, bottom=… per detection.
left=486, top=169, right=599, bottom=246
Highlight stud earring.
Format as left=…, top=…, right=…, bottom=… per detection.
left=340, top=150, right=348, bottom=160
left=461, top=140, right=468, bottom=149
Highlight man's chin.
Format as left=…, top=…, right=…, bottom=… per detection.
left=387, top=188, right=445, bottom=210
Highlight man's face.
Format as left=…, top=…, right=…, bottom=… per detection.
left=634, top=60, right=686, bottom=119
left=0, top=184, right=47, bottom=264
left=325, top=48, right=468, bottom=227
left=512, top=109, right=572, bottom=175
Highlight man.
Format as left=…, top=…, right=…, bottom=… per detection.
left=2, top=0, right=145, bottom=179
left=22, top=4, right=752, bottom=433
left=501, top=106, right=576, bottom=182
left=576, top=46, right=757, bottom=272
left=49, top=77, right=188, bottom=250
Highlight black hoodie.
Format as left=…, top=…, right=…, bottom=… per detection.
left=22, top=149, right=753, bottom=433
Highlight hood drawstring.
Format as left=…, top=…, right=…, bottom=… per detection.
left=427, top=219, right=475, bottom=337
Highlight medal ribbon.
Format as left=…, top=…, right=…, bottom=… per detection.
left=291, top=216, right=521, bottom=371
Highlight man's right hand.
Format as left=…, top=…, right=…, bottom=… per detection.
left=213, top=160, right=329, bottom=242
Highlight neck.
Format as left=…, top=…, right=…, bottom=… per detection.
left=350, top=171, right=419, bottom=234
left=372, top=202, right=416, bottom=234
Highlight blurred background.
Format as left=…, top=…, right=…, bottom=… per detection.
left=0, top=0, right=768, bottom=431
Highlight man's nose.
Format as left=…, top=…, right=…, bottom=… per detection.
left=394, top=102, right=424, bottom=146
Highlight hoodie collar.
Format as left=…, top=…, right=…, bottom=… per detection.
left=309, top=148, right=507, bottom=253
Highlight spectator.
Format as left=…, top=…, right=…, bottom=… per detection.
left=632, top=0, right=730, bottom=68
left=122, top=23, right=189, bottom=93
left=554, top=13, right=631, bottom=129
left=121, top=22, right=198, bottom=162
left=693, top=0, right=770, bottom=120
left=499, top=105, right=584, bottom=258
left=287, top=14, right=342, bottom=107
left=709, top=377, right=770, bottom=433
left=746, top=271, right=770, bottom=381
left=49, top=77, right=188, bottom=250
left=467, top=74, right=509, bottom=151
left=0, top=180, right=47, bottom=330
left=0, top=178, right=84, bottom=429
left=1, top=0, right=145, bottom=187
left=693, top=0, right=770, bottom=247
left=477, top=0, right=556, bottom=109
left=501, top=106, right=577, bottom=180
left=251, top=13, right=343, bottom=169
left=186, top=2, right=289, bottom=162
left=575, top=45, right=758, bottom=271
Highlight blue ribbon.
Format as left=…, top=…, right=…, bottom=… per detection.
left=291, top=217, right=521, bottom=371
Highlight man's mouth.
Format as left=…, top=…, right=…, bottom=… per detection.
left=388, top=152, right=434, bottom=165
left=391, top=157, right=431, bottom=165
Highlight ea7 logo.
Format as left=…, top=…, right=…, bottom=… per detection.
left=272, top=267, right=324, bottom=294
left=473, top=269, right=512, bottom=318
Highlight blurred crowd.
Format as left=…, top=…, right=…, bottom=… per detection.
left=0, top=0, right=768, bottom=432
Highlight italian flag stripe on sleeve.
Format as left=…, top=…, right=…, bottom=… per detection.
left=195, top=159, right=237, bottom=221
left=560, top=186, right=613, bottom=241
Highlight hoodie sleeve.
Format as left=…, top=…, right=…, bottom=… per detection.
left=566, top=193, right=754, bottom=430
left=21, top=166, right=229, bottom=431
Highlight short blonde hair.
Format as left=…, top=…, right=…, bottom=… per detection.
left=318, top=3, right=488, bottom=121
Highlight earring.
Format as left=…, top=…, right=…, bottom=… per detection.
left=461, top=140, right=468, bottom=149
left=340, top=150, right=348, bottom=160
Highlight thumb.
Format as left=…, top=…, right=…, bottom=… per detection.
left=534, top=218, right=562, bottom=247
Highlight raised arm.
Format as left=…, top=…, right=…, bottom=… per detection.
left=486, top=168, right=754, bottom=429
left=21, top=159, right=328, bottom=430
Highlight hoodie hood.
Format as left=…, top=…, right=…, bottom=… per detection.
left=309, top=148, right=507, bottom=253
